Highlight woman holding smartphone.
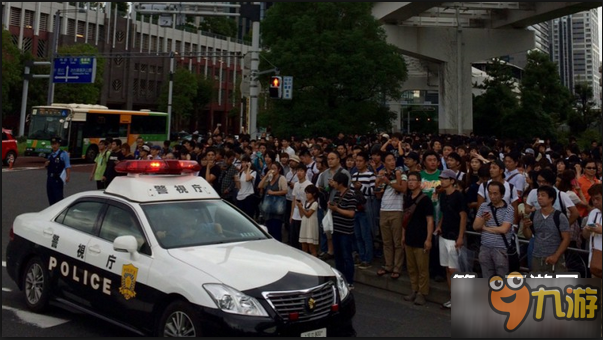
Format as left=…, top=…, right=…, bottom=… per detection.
left=582, top=183, right=602, bottom=278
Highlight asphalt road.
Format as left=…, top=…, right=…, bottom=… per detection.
left=2, top=158, right=451, bottom=337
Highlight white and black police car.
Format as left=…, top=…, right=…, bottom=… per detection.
left=6, top=160, right=356, bottom=337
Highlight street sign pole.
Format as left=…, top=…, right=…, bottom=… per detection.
left=47, top=10, right=60, bottom=105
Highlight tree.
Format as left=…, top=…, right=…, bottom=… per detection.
left=472, top=58, right=519, bottom=137
left=198, top=17, right=237, bottom=38
left=191, top=74, right=215, bottom=131
left=568, top=81, right=598, bottom=134
left=501, top=50, right=572, bottom=139
left=258, top=3, right=407, bottom=138
left=157, top=67, right=198, bottom=132
left=2, top=29, right=23, bottom=122
left=111, top=2, right=129, bottom=15
left=52, top=44, right=105, bottom=104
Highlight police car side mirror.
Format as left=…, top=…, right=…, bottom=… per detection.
left=113, top=235, right=139, bottom=260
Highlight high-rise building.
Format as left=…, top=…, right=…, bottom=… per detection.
left=502, top=22, right=551, bottom=70
left=550, top=8, right=601, bottom=108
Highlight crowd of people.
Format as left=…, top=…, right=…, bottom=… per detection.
left=89, top=129, right=603, bottom=309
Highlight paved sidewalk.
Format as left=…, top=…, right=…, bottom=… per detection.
left=324, top=257, right=451, bottom=306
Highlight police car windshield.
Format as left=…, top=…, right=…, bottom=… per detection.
left=141, top=200, right=268, bottom=249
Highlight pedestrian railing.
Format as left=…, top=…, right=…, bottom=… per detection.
left=464, top=230, right=591, bottom=277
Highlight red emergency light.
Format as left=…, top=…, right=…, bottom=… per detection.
left=115, top=160, right=201, bottom=174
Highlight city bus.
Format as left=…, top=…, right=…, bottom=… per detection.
left=25, top=103, right=169, bottom=162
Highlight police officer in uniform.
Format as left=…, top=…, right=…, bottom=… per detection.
left=45, top=137, right=71, bottom=205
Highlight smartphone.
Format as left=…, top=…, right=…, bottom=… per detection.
left=587, top=223, right=596, bottom=229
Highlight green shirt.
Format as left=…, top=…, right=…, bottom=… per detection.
left=420, top=169, right=441, bottom=223
left=94, top=150, right=110, bottom=181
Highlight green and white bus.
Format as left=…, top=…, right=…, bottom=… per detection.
left=25, top=103, right=169, bottom=162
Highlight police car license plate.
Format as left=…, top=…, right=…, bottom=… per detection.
left=301, top=328, right=327, bottom=337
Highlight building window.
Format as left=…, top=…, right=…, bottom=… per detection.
left=39, top=13, right=49, bottom=31
left=10, top=7, right=21, bottom=26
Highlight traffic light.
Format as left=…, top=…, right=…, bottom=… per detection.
left=269, top=76, right=282, bottom=99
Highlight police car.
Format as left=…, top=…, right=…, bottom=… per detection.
left=6, top=160, right=356, bottom=337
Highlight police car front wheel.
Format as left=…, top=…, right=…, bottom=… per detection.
left=23, top=257, right=51, bottom=313
left=157, top=300, right=203, bottom=337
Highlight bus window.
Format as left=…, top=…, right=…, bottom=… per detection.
left=131, top=115, right=167, bottom=135
left=85, top=114, right=121, bottom=138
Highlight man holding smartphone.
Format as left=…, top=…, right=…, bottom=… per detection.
left=473, top=181, right=515, bottom=278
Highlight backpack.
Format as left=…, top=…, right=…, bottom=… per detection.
left=529, top=210, right=563, bottom=237
left=318, top=168, right=342, bottom=211
left=481, top=181, right=514, bottom=203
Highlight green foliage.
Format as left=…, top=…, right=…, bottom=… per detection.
left=258, top=2, right=407, bottom=138
left=472, top=59, right=519, bottom=137
left=52, top=44, right=105, bottom=104
left=198, top=17, right=238, bottom=38
left=190, top=74, right=215, bottom=130
left=472, top=51, right=574, bottom=140
left=2, top=29, right=22, bottom=120
left=158, top=67, right=198, bottom=132
left=111, top=2, right=129, bottom=13
left=568, top=82, right=599, bottom=134
left=518, top=50, right=573, bottom=125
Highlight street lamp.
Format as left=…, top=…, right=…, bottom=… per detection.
left=47, top=8, right=86, bottom=105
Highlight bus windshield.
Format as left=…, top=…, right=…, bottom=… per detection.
left=28, top=115, right=65, bottom=140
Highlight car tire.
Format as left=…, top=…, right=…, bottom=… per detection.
left=156, top=300, right=203, bottom=337
left=22, top=257, right=51, bottom=313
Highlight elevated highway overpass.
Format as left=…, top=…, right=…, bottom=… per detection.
left=373, top=2, right=601, bottom=134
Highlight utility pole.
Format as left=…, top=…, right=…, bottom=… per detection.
left=167, top=51, right=175, bottom=136
left=249, top=17, right=260, bottom=140
left=47, top=10, right=61, bottom=105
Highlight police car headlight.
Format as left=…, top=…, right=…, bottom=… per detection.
left=203, top=284, right=269, bottom=317
left=331, top=268, right=350, bottom=300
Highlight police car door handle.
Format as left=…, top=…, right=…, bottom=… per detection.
left=88, top=245, right=101, bottom=254
left=43, top=228, right=54, bottom=236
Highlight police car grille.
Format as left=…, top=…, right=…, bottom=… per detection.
left=263, top=282, right=336, bottom=322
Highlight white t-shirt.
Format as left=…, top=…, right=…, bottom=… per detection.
left=478, top=180, right=519, bottom=206
left=525, top=187, right=575, bottom=213
left=236, top=171, right=257, bottom=201
left=586, top=208, right=602, bottom=253
left=292, top=180, right=312, bottom=221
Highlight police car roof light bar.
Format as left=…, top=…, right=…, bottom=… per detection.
left=115, top=160, right=201, bottom=174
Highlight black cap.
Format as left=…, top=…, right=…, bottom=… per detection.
left=50, top=137, right=62, bottom=144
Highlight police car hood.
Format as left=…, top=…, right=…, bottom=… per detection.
left=167, top=239, right=335, bottom=291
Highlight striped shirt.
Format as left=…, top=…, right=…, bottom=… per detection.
left=477, top=202, right=515, bottom=249
left=349, top=170, right=376, bottom=198
left=380, top=170, right=406, bottom=212
left=332, top=190, right=357, bottom=235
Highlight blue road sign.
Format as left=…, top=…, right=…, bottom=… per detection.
left=283, top=76, right=293, bottom=100
left=52, top=57, right=96, bottom=84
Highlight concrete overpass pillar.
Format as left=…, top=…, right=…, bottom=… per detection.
left=383, top=25, right=534, bottom=134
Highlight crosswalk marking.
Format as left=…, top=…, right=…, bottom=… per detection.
left=2, top=261, right=6, bottom=267
left=2, top=288, right=11, bottom=292
left=2, top=305, right=70, bottom=328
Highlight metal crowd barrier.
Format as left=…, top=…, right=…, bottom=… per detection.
left=463, top=230, right=592, bottom=275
